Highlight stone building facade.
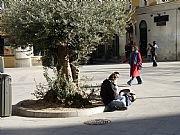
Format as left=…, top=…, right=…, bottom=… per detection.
left=131, top=0, right=180, bottom=61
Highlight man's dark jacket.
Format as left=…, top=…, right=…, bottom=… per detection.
left=100, top=79, right=116, bottom=105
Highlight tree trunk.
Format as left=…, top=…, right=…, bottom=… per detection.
left=56, top=45, right=80, bottom=85
left=57, top=45, right=72, bottom=81
left=70, top=63, right=79, bottom=86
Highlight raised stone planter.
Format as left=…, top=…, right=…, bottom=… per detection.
left=12, top=105, right=105, bottom=118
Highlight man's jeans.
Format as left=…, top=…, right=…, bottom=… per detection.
left=108, top=96, right=131, bottom=110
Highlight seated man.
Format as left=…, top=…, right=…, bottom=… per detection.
left=100, top=72, right=136, bottom=112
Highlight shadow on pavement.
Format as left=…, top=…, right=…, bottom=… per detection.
left=1, top=113, right=180, bottom=135
left=138, top=95, right=180, bottom=99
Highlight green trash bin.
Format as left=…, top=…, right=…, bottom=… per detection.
left=0, top=73, right=12, bottom=117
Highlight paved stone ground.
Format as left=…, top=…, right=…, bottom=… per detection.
left=0, top=61, right=180, bottom=135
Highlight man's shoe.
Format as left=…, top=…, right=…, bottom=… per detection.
left=138, top=82, right=143, bottom=85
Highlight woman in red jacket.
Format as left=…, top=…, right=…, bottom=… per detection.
left=124, top=45, right=143, bottom=86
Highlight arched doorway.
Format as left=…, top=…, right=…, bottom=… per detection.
left=139, top=20, right=147, bottom=57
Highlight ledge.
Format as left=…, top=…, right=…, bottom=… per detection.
left=12, top=105, right=105, bottom=118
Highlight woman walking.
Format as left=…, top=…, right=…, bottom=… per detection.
left=124, top=45, right=143, bottom=86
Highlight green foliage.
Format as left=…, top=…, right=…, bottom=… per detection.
left=1, top=0, right=133, bottom=64
left=32, top=79, right=48, bottom=100
left=32, top=67, right=102, bottom=107
left=43, top=67, right=78, bottom=102
left=64, top=92, right=92, bottom=108
left=32, top=67, right=93, bottom=107
left=2, top=1, right=133, bottom=107
left=32, top=67, right=76, bottom=101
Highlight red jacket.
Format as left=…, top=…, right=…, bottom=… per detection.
left=130, top=52, right=142, bottom=77
left=124, top=51, right=142, bottom=77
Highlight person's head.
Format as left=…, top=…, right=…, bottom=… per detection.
left=108, top=72, right=120, bottom=82
left=132, top=45, right=138, bottom=52
left=153, top=41, right=156, bottom=45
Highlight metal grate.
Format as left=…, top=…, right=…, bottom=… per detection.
left=84, top=119, right=111, bottom=125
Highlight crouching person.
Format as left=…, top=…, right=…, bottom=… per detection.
left=100, top=72, right=136, bottom=112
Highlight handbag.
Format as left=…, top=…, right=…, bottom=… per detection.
left=137, top=64, right=142, bottom=70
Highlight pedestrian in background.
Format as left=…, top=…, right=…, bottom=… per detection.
left=123, top=45, right=143, bottom=86
left=151, top=41, right=158, bottom=67
left=147, top=43, right=152, bottom=62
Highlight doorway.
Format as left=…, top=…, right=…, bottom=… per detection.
left=139, top=20, right=147, bottom=57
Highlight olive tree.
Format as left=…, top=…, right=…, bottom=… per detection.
left=1, top=0, right=133, bottom=105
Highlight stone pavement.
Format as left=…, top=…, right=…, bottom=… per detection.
left=0, top=61, right=180, bottom=135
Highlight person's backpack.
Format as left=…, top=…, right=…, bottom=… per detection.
left=119, top=89, right=136, bottom=103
